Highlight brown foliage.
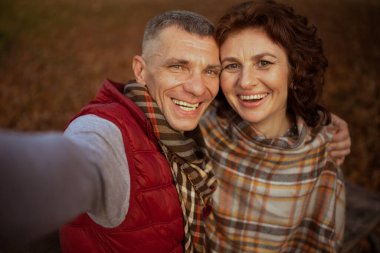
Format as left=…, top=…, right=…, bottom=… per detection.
left=0, top=0, right=379, bottom=191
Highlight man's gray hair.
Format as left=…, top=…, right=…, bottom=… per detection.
left=142, top=10, right=215, bottom=55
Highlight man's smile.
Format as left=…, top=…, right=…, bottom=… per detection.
left=172, top=98, right=200, bottom=111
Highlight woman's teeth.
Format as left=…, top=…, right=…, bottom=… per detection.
left=239, top=93, right=268, bottom=101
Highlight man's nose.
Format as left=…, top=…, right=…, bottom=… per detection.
left=239, top=68, right=258, bottom=89
left=183, top=72, right=207, bottom=96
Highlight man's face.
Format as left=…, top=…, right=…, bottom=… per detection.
left=137, top=26, right=220, bottom=132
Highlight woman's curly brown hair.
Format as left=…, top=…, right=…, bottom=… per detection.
left=215, top=0, right=331, bottom=128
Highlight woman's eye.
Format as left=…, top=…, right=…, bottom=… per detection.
left=224, top=63, right=240, bottom=71
left=258, top=60, right=272, bottom=68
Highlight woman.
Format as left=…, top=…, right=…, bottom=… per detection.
left=202, top=1, right=345, bottom=252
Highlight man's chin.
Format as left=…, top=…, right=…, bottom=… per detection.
left=169, top=120, right=198, bottom=133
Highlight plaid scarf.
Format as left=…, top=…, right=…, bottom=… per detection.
left=124, top=82, right=217, bottom=253
left=202, top=106, right=345, bottom=253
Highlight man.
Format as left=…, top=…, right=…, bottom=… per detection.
left=0, top=10, right=220, bottom=253
left=0, top=9, right=350, bottom=253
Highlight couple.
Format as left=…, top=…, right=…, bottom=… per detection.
left=0, top=1, right=350, bottom=252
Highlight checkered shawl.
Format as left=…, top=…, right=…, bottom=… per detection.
left=124, top=83, right=217, bottom=253
left=201, top=106, right=345, bottom=253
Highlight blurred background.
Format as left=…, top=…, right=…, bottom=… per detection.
left=0, top=0, right=379, bottom=252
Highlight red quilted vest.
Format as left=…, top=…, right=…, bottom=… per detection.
left=59, top=80, right=184, bottom=253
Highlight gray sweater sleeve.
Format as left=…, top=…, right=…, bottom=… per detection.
left=0, top=115, right=131, bottom=249
left=0, top=130, right=102, bottom=249
left=64, top=114, right=130, bottom=228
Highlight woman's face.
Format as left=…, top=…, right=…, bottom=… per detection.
left=220, top=28, right=291, bottom=138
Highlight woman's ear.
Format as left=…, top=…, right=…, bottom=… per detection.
left=132, top=55, right=147, bottom=84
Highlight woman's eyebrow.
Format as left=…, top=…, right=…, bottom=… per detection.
left=220, top=57, right=239, bottom=64
left=221, top=52, right=278, bottom=64
left=251, top=52, right=278, bottom=60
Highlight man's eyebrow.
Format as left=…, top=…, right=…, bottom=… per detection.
left=165, top=58, right=221, bottom=70
left=165, top=58, right=189, bottom=65
left=207, top=64, right=222, bottom=70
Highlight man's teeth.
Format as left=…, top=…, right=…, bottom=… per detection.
left=240, top=94, right=268, bottom=101
left=172, top=99, right=199, bottom=111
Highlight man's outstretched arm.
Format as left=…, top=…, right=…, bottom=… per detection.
left=0, top=131, right=103, bottom=250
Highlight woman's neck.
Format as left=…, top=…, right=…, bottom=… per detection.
left=250, top=113, right=292, bottom=139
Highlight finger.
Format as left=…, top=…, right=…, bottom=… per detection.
left=329, top=149, right=351, bottom=158
left=334, top=157, right=345, bottom=166
left=332, top=129, right=350, bottom=142
left=331, top=121, right=349, bottom=140
left=331, top=113, right=346, bottom=127
left=330, top=114, right=349, bottom=137
left=329, top=139, right=351, bottom=151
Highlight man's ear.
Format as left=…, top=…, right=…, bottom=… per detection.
left=132, top=55, right=147, bottom=84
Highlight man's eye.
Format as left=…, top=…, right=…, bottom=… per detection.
left=169, top=65, right=183, bottom=71
left=206, top=69, right=220, bottom=77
